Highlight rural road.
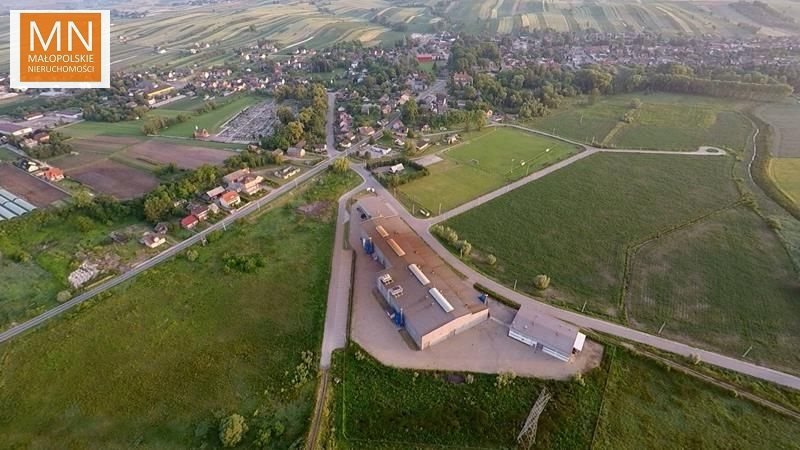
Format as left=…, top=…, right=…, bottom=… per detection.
left=0, top=152, right=342, bottom=343
left=347, top=144, right=800, bottom=390
left=319, top=178, right=366, bottom=368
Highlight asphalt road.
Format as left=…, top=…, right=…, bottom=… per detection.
left=319, top=178, right=365, bottom=368
left=0, top=154, right=340, bottom=343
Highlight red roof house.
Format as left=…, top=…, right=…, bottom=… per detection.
left=180, top=214, right=199, bottom=229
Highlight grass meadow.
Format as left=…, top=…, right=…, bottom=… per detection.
left=769, top=158, right=800, bottom=206
left=592, top=350, right=800, bottom=449
left=444, top=153, right=740, bottom=317
left=332, top=344, right=800, bottom=449
left=158, top=95, right=262, bottom=138
left=397, top=128, right=579, bottom=213
left=526, top=94, right=753, bottom=152
left=626, top=206, right=800, bottom=373
left=0, top=213, right=142, bottom=330
left=0, top=170, right=360, bottom=448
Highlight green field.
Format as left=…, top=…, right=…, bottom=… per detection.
left=592, top=350, right=800, bottom=449
left=626, top=206, right=800, bottom=373
left=527, top=94, right=753, bottom=152
left=0, top=146, right=19, bottom=161
left=397, top=128, right=579, bottom=213
left=415, top=0, right=800, bottom=36
left=0, top=212, right=143, bottom=331
left=332, top=344, right=800, bottom=449
left=332, top=343, right=607, bottom=449
left=444, top=153, right=740, bottom=317
left=59, top=95, right=261, bottom=140
left=770, top=158, right=800, bottom=206
left=0, top=170, right=359, bottom=448
left=158, top=95, right=262, bottom=138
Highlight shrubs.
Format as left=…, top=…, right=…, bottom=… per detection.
left=185, top=249, right=199, bottom=262
left=459, top=240, right=472, bottom=258
left=56, top=290, right=72, bottom=303
left=331, top=157, right=349, bottom=174
left=222, top=253, right=266, bottom=274
left=494, top=371, right=517, bottom=389
left=219, top=414, right=248, bottom=448
left=431, top=224, right=459, bottom=245
left=533, top=274, right=551, bottom=290
left=486, top=254, right=497, bottom=266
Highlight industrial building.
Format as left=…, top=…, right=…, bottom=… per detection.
left=359, top=210, right=489, bottom=350
left=508, top=304, right=587, bottom=362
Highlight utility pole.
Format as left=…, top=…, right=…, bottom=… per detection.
left=513, top=279, right=517, bottom=290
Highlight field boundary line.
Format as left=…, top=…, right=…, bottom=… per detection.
left=628, top=346, right=800, bottom=422
left=618, top=200, right=744, bottom=323
left=588, top=346, right=617, bottom=450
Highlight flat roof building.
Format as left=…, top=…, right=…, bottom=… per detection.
left=508, top=303, right=586, bottom=362
left=359, top=209, right=489, bottom=350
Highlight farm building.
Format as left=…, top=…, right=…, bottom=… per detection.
left=55, top=108, right=83, bottom=120
left=0, top=188, right=37, bottom=219
left=0, top=122, right=32, bottom=137
left=389, top=163, right=404, bottom=174
left=144, top=85, right=174, bottom=100
left=223, top=168, right=250, bottom=186
left=286, top=145, right=305, bottom=157
left=359, top=210, right=489, bottom=350
left=204, top=186, right=225, bottom=201
left=508, top=304, right=586, bottom=362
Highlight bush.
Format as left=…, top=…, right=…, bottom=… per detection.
left=331, top=157, right=349, bottom=174
left=533, top=274, right=551, bottom=290
left=186, top=249, right=199, bottom=261
left=56, top=290, right=72, bottom=303
left=219, top=414, right=248, bottom=447
left=459, top=240, right=472, bottom=258
left=9, top=249, right=32, bottom=263
left=494, top=371, right=516, bottom=389
left=486, top=254, right=497, bottom=266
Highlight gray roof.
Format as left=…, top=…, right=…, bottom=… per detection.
left=13, top=198, right=36, bottom=211
left=510, top=304, right=581, bottom=357
left=0, top=188, right=17, bottom=202
left=0, top=205, right=16, bottom=219
left=1, top=201, right=25, bottom=216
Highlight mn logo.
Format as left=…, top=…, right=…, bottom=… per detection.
left=10, top=10, right=110, bottom=88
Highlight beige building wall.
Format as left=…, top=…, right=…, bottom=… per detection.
left=419, top=308, right=490, bottom=350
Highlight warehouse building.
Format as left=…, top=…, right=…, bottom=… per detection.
left=360, top=212, right=489, bottom=350
left=508, top=304, right=587, bottom=362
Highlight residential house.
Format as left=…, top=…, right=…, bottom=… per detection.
left=190, top=203, right=220, bottom=221
left=39, top=167, right=64, bottom=181
left=241, top=175, right=264, bottom=195
left=140, top=232, right=167, bottom=249
left=218, top=190, right=241, bottom=209
left=181, top=215, right=200, bottom=229
left=453, top=72, right=473, bottom=87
